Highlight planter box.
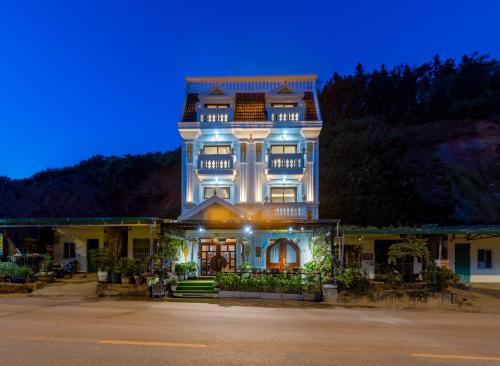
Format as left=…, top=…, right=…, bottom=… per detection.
left=219, top=290, right=304, bottom=301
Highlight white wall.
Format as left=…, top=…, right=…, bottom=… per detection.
left=54, top=227, right=105, bottom=272
left=449, top=237, right=500, bottom=282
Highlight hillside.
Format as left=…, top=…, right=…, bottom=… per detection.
left=0, top=150, right=181, bottom=218
left=0, top=54, right=499, bottom=225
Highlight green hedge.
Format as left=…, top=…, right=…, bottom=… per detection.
left=216, top=272, right=303, bottom=294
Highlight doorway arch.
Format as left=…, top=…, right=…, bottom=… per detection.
left=266, top=238, right=300, bottom=271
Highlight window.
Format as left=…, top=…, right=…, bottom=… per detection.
left=133, top=239, right=150, bottom=260
left=204, top=187, right=230, bottom=199
left=271, top=103, right=297, bottom=108
left=63, top=242, right=76, bottom=259
left=203, top=145, right=231, bottom=155
left=478, top=249, right=492, bottom=269
left=205, top=104, right=230, bottom=109
left=270, top=145, right=297, bottom=154
left=270, top=187, right=297, bottom=203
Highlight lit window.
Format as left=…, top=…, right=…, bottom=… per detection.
left=270, top=188, right=297, bottom=203
left=271, top=103, right=297, bottom=108
left=204, top=187, right=230, bottom=199
left=478, top=249, right=492, bottom=269
left=270, top=145, right=297, bottom=154
left=203, top=145, right=231, bottom=155
left=205, top=104, right=229, bottom=109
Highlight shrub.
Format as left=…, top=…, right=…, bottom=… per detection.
left=175, top=263, right=186, bottom=276
left=89, top=248, right=112, bottom=271
left=40, top=255, right=53, bottom=273
left=240, top=261, right=252, bottom=272
left=336, top=267, right=374, bottom=296
left=116, top=257, right=137, bottom=275
left=0, top=262, right=19, bottom=277
left=215, top=273, right=304, bottom=294
left=422, top=265, right=460, bottom=292
left=15, top=266, right=32, bottom=277
left=184, top=261, right=198, bottom=276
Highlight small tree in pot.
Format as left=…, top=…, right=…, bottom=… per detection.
left=117, top=257, right=137, bottom=284
left=37, top=255, right=55, bottom=283
left=89, top=248, right=112, bottom=282
left=108, top=233, right=123, bottom=284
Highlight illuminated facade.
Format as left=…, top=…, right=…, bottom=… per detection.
left=176, top=75, right=325, bottom=275
left=178, top=75, right=322, bottom=220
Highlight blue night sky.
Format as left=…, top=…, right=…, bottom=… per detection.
left=0, top=0, right=499, bottom=178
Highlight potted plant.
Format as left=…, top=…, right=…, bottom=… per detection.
left=117, top=257, right=136, bottom=284
left=168, top=274, right=178, bottom=292
left=134, top=259, right=145, bottom=285
left=36, top=255, right=55, bottom=283
left=175, top=262, right=187, bottom=280
left=89, top=248, right=112, bottom=282
left=184, top=261, right=198, bottom=279
left=12, top=266, right=32, bottom=284
left=108, top=233, right=123, bottom=284
left=0, top=262, right=18, bottom=282
left=240, top=261, right=252, bottom=277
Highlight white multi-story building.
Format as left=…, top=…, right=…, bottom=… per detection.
left=175, top=75, right=331, bottom=275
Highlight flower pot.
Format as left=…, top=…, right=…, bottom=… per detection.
left=121, top=274, right=131, bottom=284
left=111, top=272, right=122, bottom=284
left=170, top=284, right=177, bottom=292
left=11, top=275, right=26, bottom=284
left=97, top=270, right=109, bottom=283
left=134, top=275, right=144, bottom=285
left=146, top=276, right=159, bottom=286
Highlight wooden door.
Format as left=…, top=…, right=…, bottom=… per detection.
left=266, top=238, right=300, bottom=271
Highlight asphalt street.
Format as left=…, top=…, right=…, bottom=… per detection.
left=0, top=294, right=499, bottom=366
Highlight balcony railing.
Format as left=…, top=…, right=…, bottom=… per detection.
left=264, top=202, right=309, bottom=219
left=268, top=107, right=304, bottom=122
left=267, top=153, right=305, bottom=175
left=197, top=108, right=233, bottom=123
left=197, top=154, right=234, bottom=175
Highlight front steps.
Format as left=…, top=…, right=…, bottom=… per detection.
left=173, top=279, right=218, bottom=298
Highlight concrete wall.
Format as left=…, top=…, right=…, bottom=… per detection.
left=449, top=236, right=500, bottom=282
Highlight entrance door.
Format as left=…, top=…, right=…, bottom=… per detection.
left=455, top=243, right=470, bottom=282
left=266, top=238, right=300, bottom=271
left=200, top=238, right=236, bottom=275
left=87, top=239, right=99, bottom=272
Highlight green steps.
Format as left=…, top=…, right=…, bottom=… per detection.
left=174, top=279, right=217, bottom=298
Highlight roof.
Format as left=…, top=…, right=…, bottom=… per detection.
left=234, top=93, right=266, bottom=121
left=344, top=225, right=500, bottom=236
left=185, top=75, right=318, bottom=83
left=178, top=196, right=245, bottom=221
left=0, top=217, right=161, bottom=227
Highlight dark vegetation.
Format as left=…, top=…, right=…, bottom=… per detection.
left=1, top=54, right=499, bottom=225
left=319, top=53, right=500, bottom=225
left=0, top=151, right=181, bottom=218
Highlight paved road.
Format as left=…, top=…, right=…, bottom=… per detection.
left=0, top=295, right=499, bottom=366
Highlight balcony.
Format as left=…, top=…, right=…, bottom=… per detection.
left=197, top=108, right=233, bottom=123
left=268, top=107, right=304, bottom=122
left=264, top=202, right=309, bottom=219
left=196, top=154, right=235, bottom=181
left=266, top=153, right=305, bottom=180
